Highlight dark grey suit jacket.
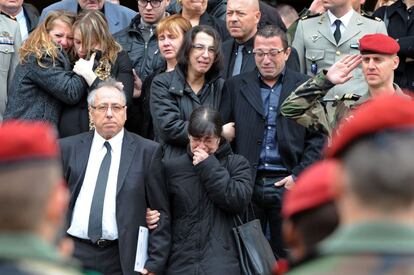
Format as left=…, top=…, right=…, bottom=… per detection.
left=59, top=130, right=170, bottom=275
left=220, top=69, right=325, bottom=179
left=39, top=0, right=137, bottom=34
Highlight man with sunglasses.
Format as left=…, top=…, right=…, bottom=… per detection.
left=220, top=25, right=325, bottom=259
left=114, top=0, right=170, bottom=82
left=60, top=79, right=170, bottom=275
left=40, top=0, right=136, bottom=34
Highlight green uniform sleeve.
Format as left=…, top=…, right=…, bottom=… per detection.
left=281, top=71, right=336, bottom=136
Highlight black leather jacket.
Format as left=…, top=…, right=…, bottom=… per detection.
left=114, top=14, right=164, bottom=81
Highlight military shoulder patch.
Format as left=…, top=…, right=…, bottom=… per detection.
left=361, top=13, right=383, bottom=22
left=300, top=13, right=321, bottom=20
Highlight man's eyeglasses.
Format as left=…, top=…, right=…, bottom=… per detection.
left=91, top=104, right=126, bottom=113
left=192, top=44, right=216, bottom=55
left=137, top=0, right=163, bottom=8
left=253, top=48, right=285, bottom=59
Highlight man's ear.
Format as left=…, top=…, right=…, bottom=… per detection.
left=284, top=47, right=292, bottom=61
left=392, top=55, right=400, bottom=71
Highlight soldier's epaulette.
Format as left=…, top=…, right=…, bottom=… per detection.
left=361, top=12, right=382, bottom=22
left=0, top=11, right=16, bottom=21
left=300, top=13, right=321, bottom=20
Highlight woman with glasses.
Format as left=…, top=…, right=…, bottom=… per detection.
left=4, top=10, right=90, bottom=125
left=163, top=106, right=253, bottom=274
left=132, top=14, right=192, bottom=139
left=58, top=10, right=134, bottom=138
left=150, top=25, right=224, bottom=159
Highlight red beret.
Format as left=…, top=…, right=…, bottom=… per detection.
left=359, top=34, right=400, bottom=55
left=282, top=160, right=341, bottom=219
left=0, top=121, right=59, bottom=163
left=326, top=95, right=414, bottom=158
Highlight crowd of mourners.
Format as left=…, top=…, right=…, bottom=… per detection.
left=0, top=0, right=414, bottom=274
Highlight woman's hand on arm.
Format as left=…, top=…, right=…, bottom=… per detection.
left=146, top=208, right=160, bottom=230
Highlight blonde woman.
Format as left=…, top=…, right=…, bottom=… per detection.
left=4, top=10, right=90, bottom=126
left=59, top=10, right=134, bottom=137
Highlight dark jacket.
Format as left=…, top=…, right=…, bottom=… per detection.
left=165, top=142, right=253, bottom=275
left=113, top=14, right=164, bottom=81
left=220, top=69, right=325, bottom=179
left=4, top=50, right=87, bottom=126
left=58, top=50, right=134, bottom=138
left=150, top=67, right=224, bottom=159
left=23, top=3, right=39, bottom=33
left=198, top=11, right=230, bottom=42
left=258, top=1, right=286, bottom=31
left=127, top=61, right=167, bottom=139
left=373, top=0, right=414, bottom=92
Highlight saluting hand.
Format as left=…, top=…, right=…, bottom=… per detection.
left=326, top=54, right=362, bottom=85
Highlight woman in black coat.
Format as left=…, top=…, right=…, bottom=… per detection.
left=164, top=106, right=253, bottom=274
left=58, top=10, right=134, bottom=137
left=150, top=25, right=225, bottom=159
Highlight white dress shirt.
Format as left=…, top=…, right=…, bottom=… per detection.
left=67, top=129, right=124, bottom=240
left=15, top=9, right=28, bottom=41
left=327, top=9, right=354, bottom=37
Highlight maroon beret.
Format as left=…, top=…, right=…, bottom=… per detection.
left=359, top=34, right=400, bottom=55
left=282, top=160, right=341, bottom=219
left=0, top=121, right=59, bottom=163
left=326, top=95, right=414, bottom=158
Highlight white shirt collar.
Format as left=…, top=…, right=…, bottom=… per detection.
left=15, top=8, right=25, bottom=21
left=93, top=128, right=124, bottom=152
left=327, top=9, right=354, bottom=28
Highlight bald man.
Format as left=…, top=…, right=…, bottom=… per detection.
left=221, top=0, right=299, bottom=79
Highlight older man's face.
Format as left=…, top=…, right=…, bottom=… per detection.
left=0, top=0, right=24, bottom=13
left=78, top=0, right=104, bottom=10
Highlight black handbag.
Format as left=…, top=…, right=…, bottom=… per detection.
left=233, top=215, right=276, bottom=275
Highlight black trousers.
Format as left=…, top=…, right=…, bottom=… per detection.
left=252, top=175, right=287, bottom=259
left=72, top=237, right=122, bottom=275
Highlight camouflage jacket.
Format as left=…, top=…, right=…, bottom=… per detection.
left=0, top=234, right=87, bottom=275
left=281, top=71, right=408, bottom=136
left=287, top=223, right=414, bottom=275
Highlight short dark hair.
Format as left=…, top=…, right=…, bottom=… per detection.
left=255, top=25, right=289, bottom=49
left=176, top=25, right=223, bottom=81
left=188, top=106, right=223, bottom=138
left=290, top=202, right=339, bottom=250
left=342, top=130, right=414, bottom=211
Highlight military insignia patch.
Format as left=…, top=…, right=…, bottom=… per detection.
left=0, top=31, right=14, bottom=45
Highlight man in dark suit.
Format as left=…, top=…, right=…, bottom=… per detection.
left=220, top=25, right=325, bottom=259
left=60, top=79, right=170, bottom=275
left=222, top=0, right=299, bottom=79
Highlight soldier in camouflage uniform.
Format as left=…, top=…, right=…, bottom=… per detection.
left=282, top=34, right=409, bottom=136
left=288, top=96, right=414, bottom=275
left=0, top=121, right=85, bottom=275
